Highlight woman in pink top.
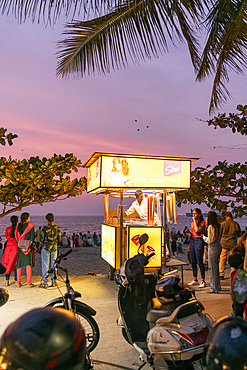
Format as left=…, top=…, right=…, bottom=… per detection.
left=188, top=208, right=206, bottom=288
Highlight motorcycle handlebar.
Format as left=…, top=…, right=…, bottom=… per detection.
left=147, top=252, right=155, bottom=259
left=55, top=248, right=73, bottom=265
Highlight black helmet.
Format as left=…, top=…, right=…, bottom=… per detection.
left=206, top=316, right=247, bottom=370
left=0, top=307, right=86, bottom=370
left=155, top=275, right=181, bottom=301
left=155, top=275, right=193, bottom=303
left=0, top=287, right=9, bottom=307
left=124, top=254, right=150, bottom=283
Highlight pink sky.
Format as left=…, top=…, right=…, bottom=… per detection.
left=0, top=14, right=246, bottom=216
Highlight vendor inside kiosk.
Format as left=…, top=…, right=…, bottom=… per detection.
left=83, top=152, right=199, bottom=279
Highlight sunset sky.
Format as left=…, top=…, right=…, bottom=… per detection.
left=1, top=13, right=246, bottom=217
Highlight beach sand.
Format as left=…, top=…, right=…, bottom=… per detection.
left=31, top=245, right=109, bottom=278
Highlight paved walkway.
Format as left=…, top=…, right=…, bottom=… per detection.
left=0, top=249, right=232, bottom=369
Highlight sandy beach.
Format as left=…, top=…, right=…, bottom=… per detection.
left=31, top=245, right=109, bottom=278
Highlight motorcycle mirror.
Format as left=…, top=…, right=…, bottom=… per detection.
left=232, top=269, right=247, bottom=305
left=139, top=233, right=149, bottom=247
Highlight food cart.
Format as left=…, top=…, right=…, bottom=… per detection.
left=83, top=152, right=199, bottom=278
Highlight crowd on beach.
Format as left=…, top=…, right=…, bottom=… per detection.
left=169, top=208, right=247, bottom=303
left=49, top=230, right=101, bottom=248
left=0, top=212, right=101, bottom=289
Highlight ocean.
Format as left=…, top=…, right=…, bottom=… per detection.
left=0, top=214, right=246, bottom=242
left=0, top=216, right=104, bottom=241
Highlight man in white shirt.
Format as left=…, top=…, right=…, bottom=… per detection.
left=124, top=190, right=159, bottom=224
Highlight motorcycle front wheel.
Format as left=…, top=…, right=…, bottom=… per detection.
left=54, top=303, right=100, bottom=353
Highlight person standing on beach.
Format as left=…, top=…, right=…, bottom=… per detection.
left=93, top=232, right=98, bottom=247
left=72, top=233, right=76, bottom=247
left=1, top=215, right=18, bottom=286
left=78, top=232, right=83, bottom=247
left=219, top=211, right=241, bottom=280
left=86, top=231, right=93, bottom=246
left=39, top=213, right=61, bottom=288
left=61, top=232, right=69, bottom=247
left=188, top=208, right=206, bottom=288
left=74, top=233, right=80, bottom=247
left=203, top=211, right=222, bottom=293
left=15, top=212, right=35, bottom=288
left=35, top=226, right=42, bottom=245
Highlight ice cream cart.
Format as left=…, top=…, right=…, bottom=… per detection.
left=83, top=152, right=199, bottom=278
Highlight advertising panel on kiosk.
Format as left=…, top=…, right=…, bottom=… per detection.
left=128, top=227, right=162, bottom=268
left=101, top=224, right=120, bottom=268
left=84, top=153, right=198, bottom=193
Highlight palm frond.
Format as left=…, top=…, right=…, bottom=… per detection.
left=56, top=0, right=205, bottom=78
left=0, top=0, right=121, bottom=24
left=196, top=0, right=247, bottom=113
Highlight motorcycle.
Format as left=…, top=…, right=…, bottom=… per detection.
left=44, top=249, right=100, bottom=354
left=115, top=234, right=213, bottom=370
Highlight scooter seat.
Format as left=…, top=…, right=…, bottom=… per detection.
left=146, top=297, right=190, bottom=328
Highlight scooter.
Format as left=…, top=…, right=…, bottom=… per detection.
left=115, top=234, right=213, bottom=370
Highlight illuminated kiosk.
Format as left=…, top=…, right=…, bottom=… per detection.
left=83, top=152, right=199, bottom=278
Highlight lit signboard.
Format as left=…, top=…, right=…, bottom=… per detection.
left=86, top=154, right=192, bottom=193
left=101, top=224, right=117, bottom=268
left=128, top=227, right=162, bottom=268
left=87, top=158, right=101, bottom=192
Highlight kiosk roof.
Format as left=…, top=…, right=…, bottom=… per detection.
left=82, top=152, right=200, bottom=168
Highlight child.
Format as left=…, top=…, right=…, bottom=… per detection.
left=229, top=253, right=247, bottom=319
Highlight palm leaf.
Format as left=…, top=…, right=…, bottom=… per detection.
left=197, top=0, right=247, bottom=113
left=56, top=0, right=206, bottom=78
left=0, top=0, right=120, bottom=24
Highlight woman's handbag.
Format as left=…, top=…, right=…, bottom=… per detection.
left=18, top=239, right=31, bottom=255
left=15, top=222, right=34, bottom=255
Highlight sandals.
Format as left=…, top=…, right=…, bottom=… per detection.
left=39, top=283, right=48, bottom=289
left=50, top=282, right=58, bottom=287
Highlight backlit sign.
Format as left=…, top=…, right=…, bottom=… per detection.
left=128, top=227, right=162, bottom=268
left=101, top=156, right=190, bottom=189
left=101, top=224, right=116, bottom=268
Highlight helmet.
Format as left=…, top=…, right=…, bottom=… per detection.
left=0, top=287, right=9, bottom=307
left=124, top=254, right=149, bottom=283
left=0, top=307, right=86, bottom=370
left=206, top=316, right=247, bottom=370
left=155, top=275, right=193, bottom=303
